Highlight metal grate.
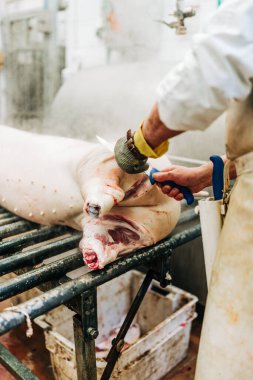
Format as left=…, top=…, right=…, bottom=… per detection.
left=0, top=204, right=201, bottom=379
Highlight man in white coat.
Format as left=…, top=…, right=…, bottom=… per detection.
left=114, top=1, right=253, bottom=378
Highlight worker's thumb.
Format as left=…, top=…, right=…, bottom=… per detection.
left=152, top=168, right=176, bottom=182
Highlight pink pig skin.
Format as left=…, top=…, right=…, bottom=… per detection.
left=0, top=126, right=180, bottom=269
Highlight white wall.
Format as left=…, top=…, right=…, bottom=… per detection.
left=64, top=0, right=218, bottom=76
left=3, top=0, right=43, bottom=14
left=63, top=0, right=107, bottom=79
left=158, top=0, right=216, bottom=62
left=47, top=0, right=226, bottom=162
left=0, top=0, right=219, bottom=99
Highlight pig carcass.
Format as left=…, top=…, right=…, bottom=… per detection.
left=0, top=126, right=180, bottom=269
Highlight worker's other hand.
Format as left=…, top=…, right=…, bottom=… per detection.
left=114, top=134, right=149, bottom=174
left=152, top=163, right=213, bottom=201
left=114, top=125, right=169, bottom=174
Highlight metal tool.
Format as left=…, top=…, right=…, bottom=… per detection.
left=156, top=0, right=196, bottom=35
left=96, top=135, right=195, bottom=205
left=210, top=155, right=224, bottom=200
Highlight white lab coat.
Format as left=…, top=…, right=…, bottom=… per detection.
left=157, top=0, right=253, bottom=132
left=157, top=2, right=253, bottom=379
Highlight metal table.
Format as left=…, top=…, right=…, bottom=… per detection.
left=0, top=204, right=201, bottom=380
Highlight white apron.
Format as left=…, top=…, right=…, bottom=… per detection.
left=195, top=89, right=253, bottom=379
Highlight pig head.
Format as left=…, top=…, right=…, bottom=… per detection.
left=0, top=126, right=180, bottom=269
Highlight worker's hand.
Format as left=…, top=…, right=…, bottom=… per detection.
left=152, top=163, right=213, bottom=201
left=114, top=133, right=149, bottom=174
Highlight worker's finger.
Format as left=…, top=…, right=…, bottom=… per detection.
left=161, top=185, right=182, bottom=198
left=161, top=185, right=172, bottom=195
left=175, top=193, right=184, bottom=201
left=157, top=166, right=176, bottom=173
left=152, top=168, right=176, bottom=182
left=161, top=185, right=184, bottom=201
left=153, top=173, right=175, bottom=182
left=168, top=187, right=180, bottom=198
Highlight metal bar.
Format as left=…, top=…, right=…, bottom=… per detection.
left=0, top=212, right=13, bottom=220
left=0, top=234, right=81, bottom=275
left=74, top=289, right=98, bottom=380
left=0, top=224, right=201, bottom=335
left=0, top=221, right=37, bottom=240
left=0, top=207, right=194, bottom=241
left=0, top=216, right=20, bottom=227
left=101, top=270, right=154, bottom=380
left=0, top=225, right=70, bottom=255
left=0, top=250, right=83, bottom=301
left=0, top=342, right=39, bottom=380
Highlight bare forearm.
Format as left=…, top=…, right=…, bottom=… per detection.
left=142, top=103, right=183, bottom=149
left=198, top=155, right=237, bottom=189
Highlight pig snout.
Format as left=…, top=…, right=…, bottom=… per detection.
left=79, top=215, right=152, bottom=270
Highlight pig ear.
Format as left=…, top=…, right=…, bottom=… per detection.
left=83, top=178, right=125, bottom=217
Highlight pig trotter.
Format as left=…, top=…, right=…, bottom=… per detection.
left=85, top=203, right=101, bottom=218
left=82, top=249, right=99, bottom=270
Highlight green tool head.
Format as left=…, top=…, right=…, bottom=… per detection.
left=114, top=137, right=149, bottom=174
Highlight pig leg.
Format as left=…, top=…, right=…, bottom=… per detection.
left=79, top=212, right=154, bottom=269
left=79, top=195, right=180, bottom=269
left=77, top=150, right=125, bottom=217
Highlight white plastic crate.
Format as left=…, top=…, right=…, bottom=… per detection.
left=36, top=271, right=197, bottom=380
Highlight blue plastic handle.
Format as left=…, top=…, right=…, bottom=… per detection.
left=210, top=155, right=224, bottom=200
left=149, top=168, right=194, bottom=205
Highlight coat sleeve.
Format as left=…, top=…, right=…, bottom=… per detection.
left=157, top=0, right=253, bottom=131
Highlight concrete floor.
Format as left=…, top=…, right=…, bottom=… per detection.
left=0, top=323, right=54, bottom=380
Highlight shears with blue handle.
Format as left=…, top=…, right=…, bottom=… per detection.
left=146, top=167, right=194, bottom=205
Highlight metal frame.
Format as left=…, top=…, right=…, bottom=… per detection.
left=0, top=342, right=39, bottom=380
left=1, top=1, right=64, bottom=122
left=74, top=289, right=98, bottom=380
left=101, top=270, right=154, bottom=380
left=0, top=205, right=201, bottom=379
